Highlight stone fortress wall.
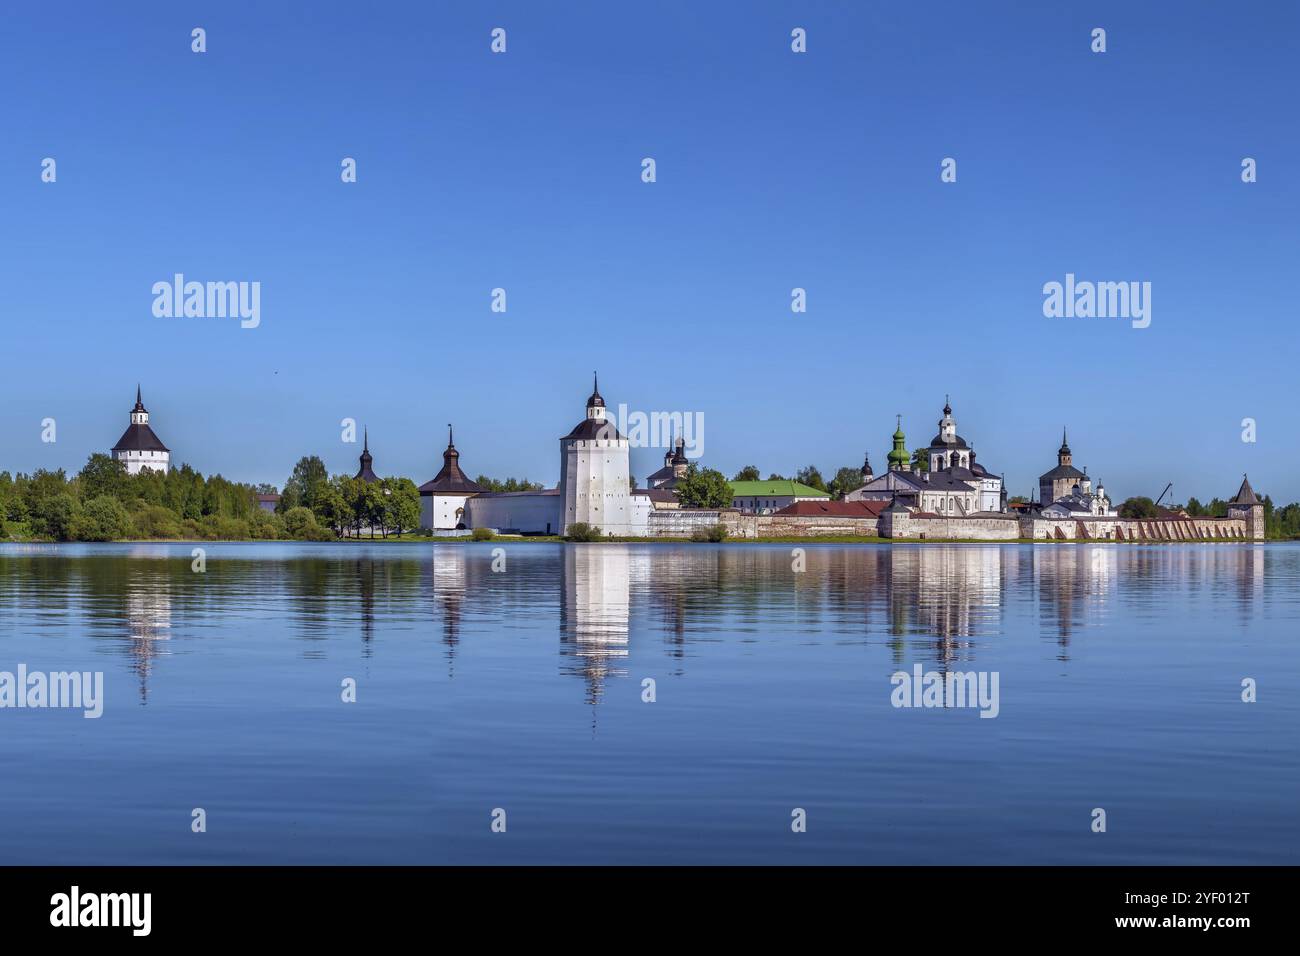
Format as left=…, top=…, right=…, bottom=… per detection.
left=644, top=509, right=1260, bottom=542
left=1018, top=515, right=1251, bottom=541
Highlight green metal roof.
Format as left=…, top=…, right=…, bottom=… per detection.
left=729, top=480, right=830, bottom=498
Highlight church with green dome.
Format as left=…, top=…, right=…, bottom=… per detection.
left=846, top=400, right=1006, bottom=515
left=886, top=416, right=911, bottom=472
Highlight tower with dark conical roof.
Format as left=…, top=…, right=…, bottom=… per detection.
left=111, top=385, right=171, bottom=475
left=355, top=429, right=379, bottom=483
left=560, top=373, right=631, bottom=535
left=418, top=424, right=484, bottom=530
left=1227, top=473, right=1265, bottom=540
left=1039, top=427, right=1086, bottom=506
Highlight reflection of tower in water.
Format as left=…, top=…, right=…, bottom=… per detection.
left=355, top=559, right=376, bottom=656
left=560, top=545, right=630, bottom=706
left=1033, top=546, right=1116, bottom=657
left=1237, top=546, right=1265, bottom=608
left=887, top=547, right=1002, bottom=667
left=125, top=583, right=171, bottom=703
left=431, top=550, right=468, bottom=677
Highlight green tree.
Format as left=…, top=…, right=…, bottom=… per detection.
left=676, top=464, right=735, bottom=509
left=249, top=508, right=285, bottom=540
left=78, top=454, right=128, bottom=501
left=910, top=448, right=930, bottom=472
left=283, top=506, right=319, bottom=539
left=313, top=478, right=349, bottom=537
left=1118, top=496, right=1159, bottom=518
left=827, top=466, right=863, bottom=500
left=32, top=493, right=80, bottom=540
left=690, top=523, right=729, bottom=542
left=70, top=495, right=133, bottom=541
left=383, top=477, right=421, bottom=537
left=474, top=475, right=544, bottom=493
left=281, top=456, right=329, bottom=513
left=563, top=522, right=603, bottom=541
left=733, top=465, right=761, bottom=482
left=795, top=465, right=827, bottom=492
left=132, top=504, right=184, bottom=539
left=22, top=468, right=69, bottom=517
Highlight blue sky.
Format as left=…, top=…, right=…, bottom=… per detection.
left=2, top=1, right=1296, bottom=503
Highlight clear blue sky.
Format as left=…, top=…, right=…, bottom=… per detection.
left=2, top=1, right=1296, bottom=503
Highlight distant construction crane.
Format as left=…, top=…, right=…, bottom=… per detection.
left=1154, top=482, right=1173, bottom=507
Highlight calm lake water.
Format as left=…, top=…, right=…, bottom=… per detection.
left=0, top=541, right=1296, bottom=865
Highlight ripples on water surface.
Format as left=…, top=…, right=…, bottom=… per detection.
left=0, top=542, right=1296, bottom=864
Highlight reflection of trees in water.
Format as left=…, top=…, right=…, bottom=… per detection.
left=1032, top=547, right=1112, bottom=656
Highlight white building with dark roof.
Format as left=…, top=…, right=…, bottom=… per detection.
left=1037, top=430, right=1113, bottom=516
left=418, top=426, right=484, bottom=530
left=1038, top=429, right=1087, bottom=505
left=464, top=375, right=653, bottom=537
left=111, top=386, right=170, bottom=475
left=847, top=400, right=1005, bottom=516
left=559, top=374, right=646, bottom=535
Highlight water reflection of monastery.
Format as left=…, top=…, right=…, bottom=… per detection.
left=886, top=547, right=1005, bottom=668
left=560, top=546, right=630, bottom=705
left=255, top=541, right=1274, bottom=712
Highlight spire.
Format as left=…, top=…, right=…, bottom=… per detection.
left=356, top=428, right=378, bottom=483
left=136, top=383, right=142, bottom=405
left=586, top=371, right=605, bottom=410
left=442, top=424, right=460, bottom=464
left=1231, top=473, right=1259, bottom=506
left=943, top=394, right=951, bottom=416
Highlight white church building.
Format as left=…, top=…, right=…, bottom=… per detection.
left=111, top=386, right=171, bottom=475
left=463, top=375, right=653, bottom=537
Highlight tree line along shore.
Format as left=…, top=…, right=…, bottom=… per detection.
left=3, top=453, right=1300, bottom=543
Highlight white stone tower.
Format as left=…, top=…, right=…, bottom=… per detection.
left=559, top=373, right=633, bottom=536
left=111, top=385, right=171, bottom=475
